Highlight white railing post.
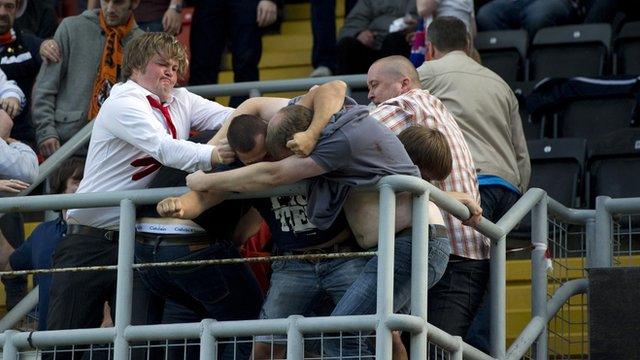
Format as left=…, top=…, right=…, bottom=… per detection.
left=113, top=199, right=136, bottom=359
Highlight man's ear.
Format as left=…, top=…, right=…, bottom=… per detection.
left=426, top=41, right=435, bottom=61
left=401, top=77, right=412, bottom=91
left=130, top=0, right=141, bottom=11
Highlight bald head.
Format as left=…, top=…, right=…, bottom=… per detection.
left=367, top=56, right=421, bottom=105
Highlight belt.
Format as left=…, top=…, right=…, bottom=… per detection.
left=66, top=224, right=119, bottom=241
left=429, top=224, right=449, bottom=239
left=396, top=224, right=448, bottom=239
left=276, top=241, right=359, bottom=256
left=135, top=232, right=214, bottom=246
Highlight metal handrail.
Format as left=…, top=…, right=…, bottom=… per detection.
left=505, top=279, right=589, bottom=360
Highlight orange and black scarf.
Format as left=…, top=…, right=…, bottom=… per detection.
left=88, top=11, right=134, bottom=120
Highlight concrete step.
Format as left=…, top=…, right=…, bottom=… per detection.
left=263, top=34, right=313, bottom=52
left=218, top=49, right=310, bottom=72
left=283, top=0, right=347, bottom=21
left=280, top=18, right=344, bottom=35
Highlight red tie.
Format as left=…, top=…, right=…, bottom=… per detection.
left=130, top=96, right=178, bottom=181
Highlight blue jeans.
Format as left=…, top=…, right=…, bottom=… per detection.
left=256, top=256, right=367, bottom=342
left=325, top=225, right=451, bottom=357
left=135, top=239, right=263, bottom=360
left=476, top=0, right=577, bottom=38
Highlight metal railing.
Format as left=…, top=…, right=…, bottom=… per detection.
left=1, top=175, right=500, bottom=360
left=3, top=174, right=628, bottom=359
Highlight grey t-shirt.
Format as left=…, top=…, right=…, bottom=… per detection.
left=306, top=103, right=420, bottom=229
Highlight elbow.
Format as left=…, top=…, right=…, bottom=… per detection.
left=327, top=80, right=348, bottom=97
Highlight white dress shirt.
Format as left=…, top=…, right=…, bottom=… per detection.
left=67, top=80, right=234, bottom=229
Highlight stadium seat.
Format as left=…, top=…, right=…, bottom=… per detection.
left=509, top=138, right=586, bottom=241
left=476, top=29, right=529, bottom=85
left=614, top=21, right=640, bottom=75
left=556, top=96, right=636, bottom=146
left=529, top=24, right=612, bottom=81
left=586, top=129, right=640, bottom=208
left=529, top=138, right=586, bottom=207
left=512, top=81, right=545, bottom=139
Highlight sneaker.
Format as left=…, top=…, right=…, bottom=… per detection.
left=310, top=66, right=333, bottom=77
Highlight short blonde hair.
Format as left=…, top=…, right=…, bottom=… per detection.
left=398, top=126, right=452, bottom=181
left=121, top=32, right=188, bottom=80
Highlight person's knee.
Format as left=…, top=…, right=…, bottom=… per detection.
left=522, top=0, right=575, bottom=33
left=476, top=0, right=511, bottom=30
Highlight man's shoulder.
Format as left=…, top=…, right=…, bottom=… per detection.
left=58, top=11, right=99, bottom=29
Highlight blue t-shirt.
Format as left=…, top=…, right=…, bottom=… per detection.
left=478, top=175, right=521, bottom=194
left=9, top=216, right=66, bottom=331
left=252, top=195, right=349, bottom=251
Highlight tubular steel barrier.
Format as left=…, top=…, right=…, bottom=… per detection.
left=2, top=174, right=635, bottom=359
left=0, top=175, right=501, bottom=360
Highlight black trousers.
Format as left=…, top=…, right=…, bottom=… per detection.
left=44, top=232, right=158, bottom=360
left=189, top=0, right=262, bottom=107
left=0, top=213, right=26, bottom=311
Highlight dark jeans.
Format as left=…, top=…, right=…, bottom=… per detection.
left=336, top=31, right=411, bottom=75
left=464, top=185, right=521, bottom=353
left=476, top=0, right=577, bottom=38
left=45, top=232, right=157, bottom=360
left=427, top=257, right=490, bottom=340
left=0, top=213, right=26, bottom=310
left=310, top=0, right=356, bottom=70
left=135, top=238, right=263, bottom=360
left=189, top=0, right=262, bottom=107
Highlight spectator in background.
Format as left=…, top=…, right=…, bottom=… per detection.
left=308, top=0, right=356, bottom=77
left=0, top=0, right=44, bottom=146
left=336, top=0, right=418, bottom=75
left=14, top=0, right=57, bottom=38
left=416, top=0, right=475, bottom=32
left=418, top=17, right=530, bottom=351
left=476, top=0, right=579, bottom=39
left=0, top=102, right=36, bottom=313
left=88, top=0, right=183, bottom=34
left=32, top=0, right=143, bottom=158
left=0, top=157, right=84, bottom=331
left=188, top=0, right=277, bottom=107
left=583, top=0, right=640, bottom=24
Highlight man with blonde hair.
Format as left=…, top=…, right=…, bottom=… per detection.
left=48, top=32, right=236, bottom=342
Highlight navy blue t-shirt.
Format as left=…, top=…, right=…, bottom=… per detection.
left=251, top=195, right=348, bottom=251
left=10, top=216, right=66, bottom=331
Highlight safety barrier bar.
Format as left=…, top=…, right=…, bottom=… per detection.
left=2, top=176, right=620, bottom=358
left=1, top=174, right=493, bottom=359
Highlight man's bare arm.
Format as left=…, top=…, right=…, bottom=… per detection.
left=186, top=155, right=325, bottom=193
left=157, top=190, right=227, bottom=220
left=208, top=97, right=290, bottom=146
left=288, top=80, right=347, bottom=156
